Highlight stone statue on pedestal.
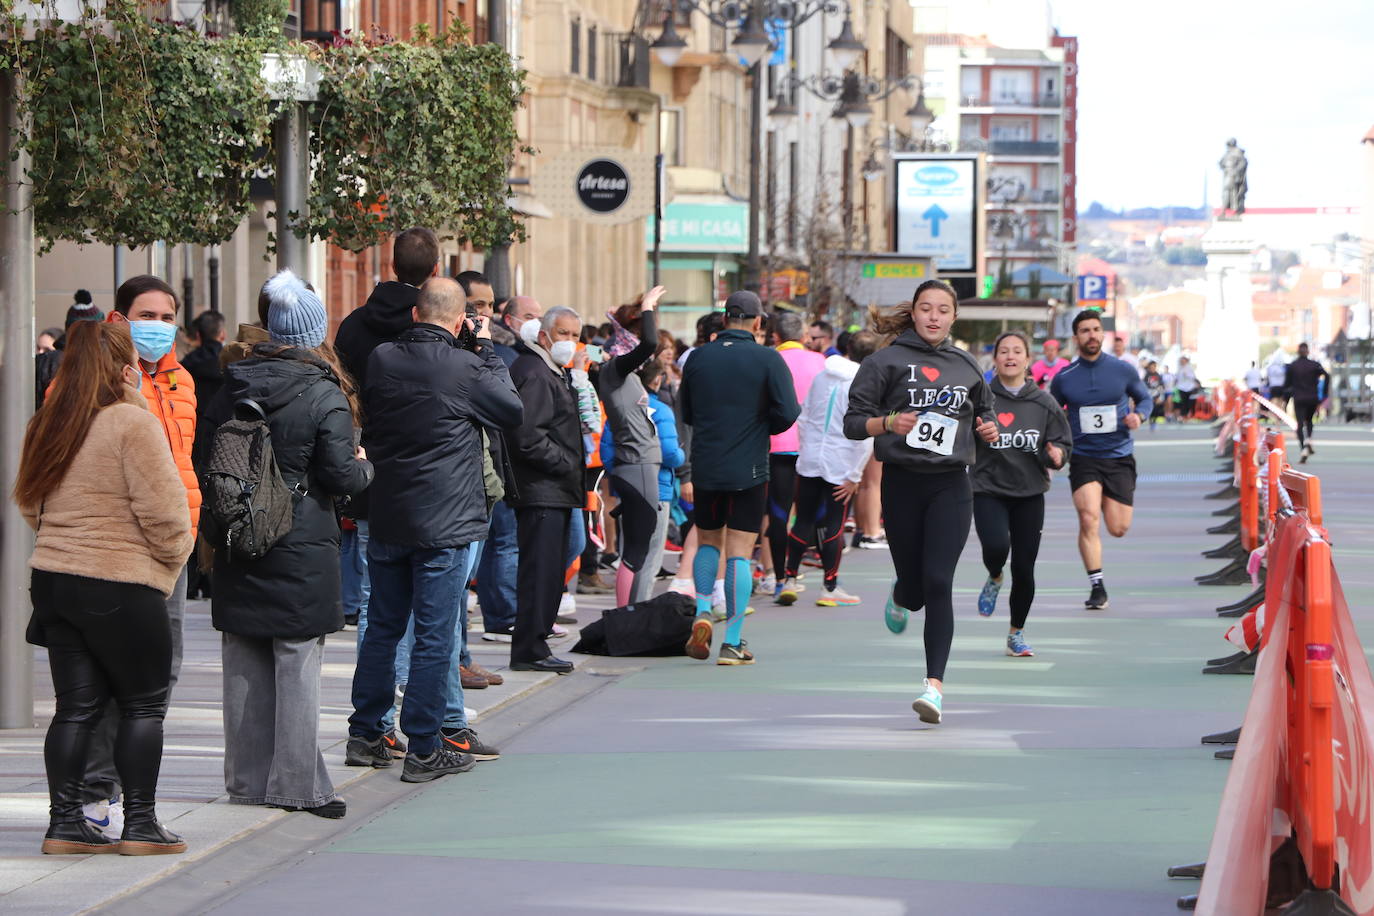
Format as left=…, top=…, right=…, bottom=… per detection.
left=1219, top=139, right=1248, bottom=217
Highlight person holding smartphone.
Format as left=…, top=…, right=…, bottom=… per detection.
left=843, top=280, right=998, bottom=725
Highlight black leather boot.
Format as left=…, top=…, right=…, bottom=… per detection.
left=119, top=790, right=186, bottom=856
left=42, top=819, right=120, bottom=855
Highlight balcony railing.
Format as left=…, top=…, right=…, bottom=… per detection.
left=960, top=139, right=1061, bottom=157
left=960, top=93, right=1062, bottom=108
left=595, top=31, right=650, bottom=90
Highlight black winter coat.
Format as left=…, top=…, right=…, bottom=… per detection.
left=334, top=280, right=417, bottom=519
left=507, top=342, right=584, bottom=509
left=211, top=349, right=373, bottom=639
left=363, top=325, right=524, bottom=548
left=182, top=341, right=224, bottom=472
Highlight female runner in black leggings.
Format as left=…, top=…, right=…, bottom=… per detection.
left=843, top=280, right=999, bottom=725
left=971, top=332, right=1073, bottom=658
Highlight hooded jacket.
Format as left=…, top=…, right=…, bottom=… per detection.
left=843, top=330, right=996, bottom=473
left=334, top=281, right=418, bottom=391
left=679, top=329, right=801, bottom=491
left=507, top=340, right=585, bottom=509
left=211, top=348, right=374, bottom=640
left=364, top=325, right=524, bottom=546
left=971, top=378, right=1073, bottom=497
left=796, top=355, right=873, bottom=486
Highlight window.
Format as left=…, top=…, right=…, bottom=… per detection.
left=571, top=19, right=580, bottom=75
left=659, top=108, right=683, bottom=167
left=588, top=25, right=598, bottom=81
left=766, top=132, right=776, bottom=247
left=884, top=29, right=909, bottom=82
left=992, top=69, right=1033, bottom=105
left=990, top=117, right=1031, bottom=141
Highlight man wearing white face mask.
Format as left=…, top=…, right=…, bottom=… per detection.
left=79, top=275, right=198, bottom=837
left=505, top=306, right=586, bottom=673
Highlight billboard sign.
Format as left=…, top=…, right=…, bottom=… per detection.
left=894, top=157, right=977, bottom=271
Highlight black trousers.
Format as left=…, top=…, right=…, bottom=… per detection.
left=972, top=493, right=1046, bottom=630
left=30, top=570, right=171, bottom=824
left=513, top=506, right=572, bottom=665
left=1294, top=399, right=1318, bottom=447
left=765, top=453, right=799, bottom=575
left=785, top=475, right=849, bottom=589
left=881, top=466, right=973, bottom=682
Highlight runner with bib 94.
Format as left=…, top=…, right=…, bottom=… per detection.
left=1050, top=310, right=1152, bottom=611
left=844, top=279, right=998, bottom=725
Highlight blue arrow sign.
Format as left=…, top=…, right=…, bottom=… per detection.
left=922, top=204, right=948, bottom=237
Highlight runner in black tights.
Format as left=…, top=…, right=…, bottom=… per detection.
left=844, top=280, right=998, bottom=725
left=971, top=331, right=1073, bottom=658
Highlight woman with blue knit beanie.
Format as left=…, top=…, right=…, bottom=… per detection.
left=212, top=270, right=373, bottom=818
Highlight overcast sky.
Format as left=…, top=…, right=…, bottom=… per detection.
left=1050, top=0, right=1374, bottom=211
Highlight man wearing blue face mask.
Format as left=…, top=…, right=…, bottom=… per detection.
left=75, top=275, right=199, bottom=839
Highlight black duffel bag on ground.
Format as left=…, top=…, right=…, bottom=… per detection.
left=572, top=592, right=696, bottom=657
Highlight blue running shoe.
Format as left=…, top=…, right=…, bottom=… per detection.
left=883, top=581, right=909, bottom=634
left=1006, top=630, right=1034, bottom=657
left=977, top=576, right=1002, bottom=617
left=912, top=679, right=942, bottom=724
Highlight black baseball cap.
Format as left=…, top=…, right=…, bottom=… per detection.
left=723, top=290, right=764, bottom=319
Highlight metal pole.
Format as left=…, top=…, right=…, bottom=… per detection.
left=0, top=69, right=35, bottom=729
left=181, top=243, right=195, bottom=329
left=652, top=152, right=663, bottom=286
left=113, top=245, right=125, bottom=291
left=274, top=103, right=308, bottom=281
left=483, top=0, right=511, bottom=299
left=744, top=58, right=762, bottom=292
left=208, top=244, right=221, bottom=312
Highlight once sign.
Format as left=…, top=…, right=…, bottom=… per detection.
left=576, top=159, right=631, bottom=214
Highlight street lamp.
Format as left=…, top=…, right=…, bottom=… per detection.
left=645, top=0, right=858, bottom=293
left=905, top=90, right=934, bottom=135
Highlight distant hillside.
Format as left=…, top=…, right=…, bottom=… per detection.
left=1080, top=201, right=1209, bottom=221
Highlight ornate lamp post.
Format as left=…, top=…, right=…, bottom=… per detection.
left=650, top=0, right=861, bottom=292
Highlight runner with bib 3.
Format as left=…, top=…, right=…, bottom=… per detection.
left=1050, top=312, right=1153, bottom=611
left=844, top=279, right=998, bottom=726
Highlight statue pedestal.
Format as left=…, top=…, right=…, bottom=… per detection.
left=1195, top=218, right=1261, bottom=386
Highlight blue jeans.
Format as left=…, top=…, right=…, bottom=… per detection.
left=349, top=539, right=470, bottom=757
left=340, top=519, right=371, bottom=619
left=441, top=541, right=483, bottom=730
left=476, top=501, right=518, bottom=633
left=565, top=508, right=585, bottom=572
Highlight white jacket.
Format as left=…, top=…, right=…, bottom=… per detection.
left=796, top=355, right=873, bottom=485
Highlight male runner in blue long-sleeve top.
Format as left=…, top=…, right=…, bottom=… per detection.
left=1051, top=310, right=1153, bottom=610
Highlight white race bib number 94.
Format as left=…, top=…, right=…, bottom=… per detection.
left=1079, top=405, right=1117, bottom=434
left=906, top=412, right=958, bottom=456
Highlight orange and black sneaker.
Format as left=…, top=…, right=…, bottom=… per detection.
left=685, top=617, right=713, bottom=660
left=381, top=729, right=407, bottom=758
left=441, top=727, right=500, bottom=761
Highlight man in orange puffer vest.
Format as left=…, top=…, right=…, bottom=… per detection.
left=78, top=275, right=201, bottom=834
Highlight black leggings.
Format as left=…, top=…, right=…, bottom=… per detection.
left=30, top=570, right=171, bottom=824
left=765, top=453, right=798, bottom=575
left=610, top=464, right=659, bottom=573
left=881, top=466, right=973, bottom=681
left=785, top=475, right=849, bottom=589
left=972, top=493, right=1045, bottom=630
left=1294, top=400, right=1318, bottom=447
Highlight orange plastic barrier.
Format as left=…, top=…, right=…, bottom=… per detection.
left=1196, top=467, right=1374, bottom=913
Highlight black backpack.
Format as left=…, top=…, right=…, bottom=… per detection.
left=202, top=398, right=303, bottom=560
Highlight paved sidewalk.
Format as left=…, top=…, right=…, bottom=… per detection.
left=0, top=582, right=617, bottom=915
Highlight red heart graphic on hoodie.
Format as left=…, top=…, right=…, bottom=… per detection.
left=997, top=412, right=1015, bottom=427
left=921, top=366, right=940, bottom=382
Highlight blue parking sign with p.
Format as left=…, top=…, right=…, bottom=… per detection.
left=1077, top=274, right=1108, bottom=302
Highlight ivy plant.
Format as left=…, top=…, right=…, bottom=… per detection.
left=303, top=26, right=527, bottom=252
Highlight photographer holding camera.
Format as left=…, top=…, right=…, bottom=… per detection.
left=347, top=277, right=524, bottom=783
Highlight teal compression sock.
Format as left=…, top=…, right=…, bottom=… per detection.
left=694, top=544, right=721, bottom=617
left=724, top=557, right=751, bottom=645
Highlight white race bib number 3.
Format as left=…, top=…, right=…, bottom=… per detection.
left=1079, top=405, right=1117, bottom=434
left=906, top=412, right=958, bottom=456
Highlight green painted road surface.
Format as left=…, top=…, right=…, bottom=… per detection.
left=136, top=425, right=1374, bottom=915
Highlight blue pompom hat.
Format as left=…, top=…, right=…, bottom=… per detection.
left=264, top=270, right=327, bottom=349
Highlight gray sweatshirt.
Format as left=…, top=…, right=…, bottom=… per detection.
left=971, top=378, right=1073, bottom=497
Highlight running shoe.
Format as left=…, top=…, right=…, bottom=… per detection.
left=710, top=605, right=756, bottom=622
left=912, top=679, right=942, bottom=724
left=758, top=574, right=777, bottom=597
left=685, top=617, right=713, bottom=660
left=883, top=581, right=909, bottom=634
left=1006, top=630, right=1035, bottom=657
left=82, top=797, right=123, bottom=837
left=816, top=588, right=860, bottom=607
left=717, top=641, right=755, bottom=665
left=775, top=579, right=799, bottom=606
left=857, top=534, right=889, bottom=550
left=977, top=576, right=1002, bottom=617
left=1084, top=583, right=1109, bottom=610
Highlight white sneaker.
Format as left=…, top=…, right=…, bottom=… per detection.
left=757, top=574, right=777, bottom=597
left=557, top=593, right=577, bottom=624
left=83, top=796, right=123, bottom=836
left=669, top=578, right=695, bottom=596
